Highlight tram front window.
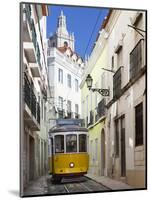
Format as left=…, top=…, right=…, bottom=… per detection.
left=66, top=134, right=77, bottom=153
left=55, top=135, right=64, bottom=153
left=79, top=134, right=87, bottom=152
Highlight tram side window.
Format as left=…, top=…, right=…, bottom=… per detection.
left=66, top=134, right=77, bottom=153
left=55, top=135, right=64, bottom=153
left=79, top=134, right=87, bottom=152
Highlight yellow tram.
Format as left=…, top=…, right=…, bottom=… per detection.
left=48, top=119, right=89, bottom=182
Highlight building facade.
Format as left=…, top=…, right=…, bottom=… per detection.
left=21, top=3, right=49, bottom=191
left=80, top=9, right=146, bottom=187
left=47, top=11, right=85, bottom=128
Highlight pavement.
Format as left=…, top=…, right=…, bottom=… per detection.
left=23, top=173, right=135, bottom=196
left=23, top=175, right=50, bottom=196
left=85, top=173, right=134, bottom=190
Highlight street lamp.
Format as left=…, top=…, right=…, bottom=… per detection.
left=85, top=74, right=110, bottom=97
left=85, top=74, right=93, bottom=90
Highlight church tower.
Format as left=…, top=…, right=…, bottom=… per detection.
left=48, top=10, right=75, bottom=51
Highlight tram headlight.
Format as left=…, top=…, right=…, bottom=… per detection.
left=69, top=162, right=74, bottom=168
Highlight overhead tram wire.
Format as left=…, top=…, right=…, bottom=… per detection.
left=83, top=10, right=103, bottom=58
left=65, top=10, right=104, bottom=102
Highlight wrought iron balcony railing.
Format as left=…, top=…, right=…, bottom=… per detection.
left=130, top=39, right=144, bottom=80
left=24, top=73, right=40, bottom=124
left=96, top=98, right=106, bottom=120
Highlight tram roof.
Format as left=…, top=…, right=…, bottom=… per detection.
left=49, top=124, right=88, bottom=134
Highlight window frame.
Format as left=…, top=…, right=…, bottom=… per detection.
left=58, top=68, right=63, bottom=83
left=66, top=134, right=77, bottom=153
left=67, top=74, right=72, bottom=88
left=79, top=134, right=87, bottom=152
left=75, top=79, right=79, bottom=92
left=58, top=96, right=63, bottom=110
left=54, top=135, right=64, bottom=153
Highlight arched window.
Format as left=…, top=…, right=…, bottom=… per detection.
left=64, top=41, right=68, bottom=47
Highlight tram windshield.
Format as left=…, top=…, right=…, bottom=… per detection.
left=79, top=134, right=87, bottom=152
left=66, top=134, right=77, bottom=153
left=55, top=135, right=64, bottom=153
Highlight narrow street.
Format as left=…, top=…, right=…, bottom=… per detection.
left=24, top=175, right=110, bottom=196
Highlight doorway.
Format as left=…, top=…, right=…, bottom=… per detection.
left=29, top=135, right=35, bottom=180
left=101, top=129, right=105, bottom=176
left=121, top=116, right=126, bottom=177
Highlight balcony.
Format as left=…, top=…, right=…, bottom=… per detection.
left=29, top=63, right=41, bottom=77
left=113, top=67, right=122, bottom=99
left=96, top=98, right=106, bottom=121
left=24, top=73, right=40, bottom=130
left=23, top=4, right=32, bottom=42
left=24, top=42, right=36, bottom=63
left=130, top=39, right=144, bottom=80
left=23, top=4, right=41, bottom=67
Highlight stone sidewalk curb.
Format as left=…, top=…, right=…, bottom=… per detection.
left=85, top=174, right=134, bottom=190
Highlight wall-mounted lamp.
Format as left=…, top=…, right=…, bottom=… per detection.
left=86, top=74, right=110, bottom=96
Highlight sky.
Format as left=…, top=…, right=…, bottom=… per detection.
left=47, top=5, right=109, bottom=59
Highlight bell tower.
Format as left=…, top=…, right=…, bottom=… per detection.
left=48, top=10, right=75, bottom=51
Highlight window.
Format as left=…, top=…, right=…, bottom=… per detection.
left=97, top=98, right=105, bottom=118
left=75, top=104, right=79, bottom=114
left=75, top=104, right=79, bottom=118
left=47, top=49, right=50, bottom=56
left=67, top=100, right=71, bottom=113
left=130, top=39, right=143, bottom=79
left=113, top=67, right=122, bottom=98
left=47, top=57, right=51, bottom=66
left=58, top=96, right=63, bottom=110
left=114, top=120, right=119, bottom=156
left=79, top=134, right=87, bottom=152
left=52, top=42, right=55, bottom=47
left=44, top=106, right=46, bottom=122
left=55, top=135, right=64, bottom=153
left=41, top=99, right=43, bottom=119
left=116, top=47, right=123, bottom=68
left=75, top=79, right=79, bottom=92
left=66, top=134, right=77, bottom=152
left=64, top=41, right=68, bottom=47
left=58, top=68, right=63, bottom=83
left=111, top=56, right=114, bottom=69
left=67, top=74, right=71, bottom=88
left=135, top=102, right=143, bottom=146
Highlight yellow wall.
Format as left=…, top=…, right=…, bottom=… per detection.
left=81, top=42, right=108, bottom=176
left=81, top=44, right=108, bottom=114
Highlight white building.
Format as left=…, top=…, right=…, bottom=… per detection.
left=103, top=10, right=146, bottom=187
left=80, top=9, right=146, bottom=188
left=21, top=3, right=49, bottom=193
left=47, top=11, right=84, bottom=127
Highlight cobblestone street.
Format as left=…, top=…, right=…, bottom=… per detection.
left=23, top=175, right=111, bottom=196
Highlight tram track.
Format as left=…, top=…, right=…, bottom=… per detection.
left=62, top=177, right=109, bottom=193
left=47, top=176, right=110, bottom=194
